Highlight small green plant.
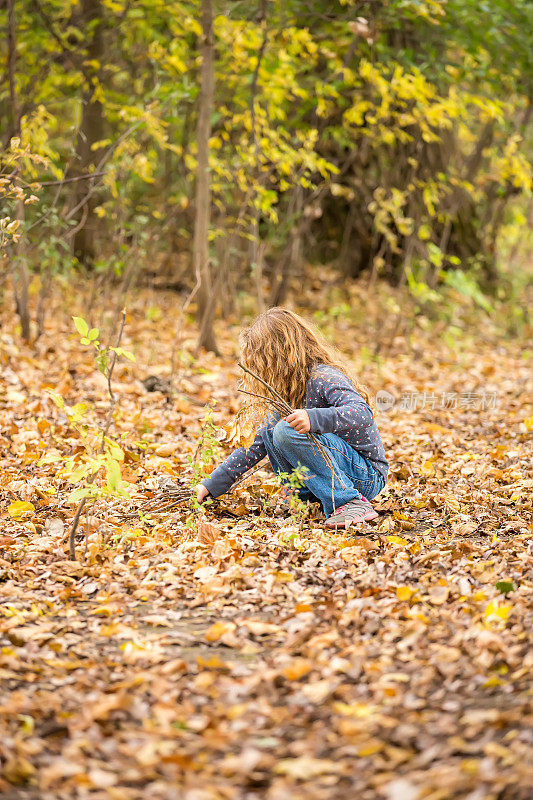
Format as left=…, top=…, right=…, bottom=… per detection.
left=405, top=263, right=440, bottom=306
left=440, top=268, right=493, bottom=313
left=73, top=315, right=135, bottom=374
left=190, top=407, right=222, bottom=479
left=275, top=465, right=312, bottom=535
left=42, top=401, right=131, bottom=504
left=43, top=313, right=136, bottom=559
left=185, top=406, right=223, bottom=526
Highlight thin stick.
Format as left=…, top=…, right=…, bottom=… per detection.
left=101, top=308, right=126, bottom=444
left=237, top=388, right=288, bottom=415
left=33, top=171, right=108, bottom=187
left=117, top=455, right=270, bottom=521
left=238, top=362, right=292, bottom=412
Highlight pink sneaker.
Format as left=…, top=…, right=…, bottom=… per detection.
left=325, top=497, right=378, bottom=529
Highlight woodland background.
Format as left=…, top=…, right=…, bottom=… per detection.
left=1, top=0, right=532, bottom=345
left=0, top=2, right=532, bottom=799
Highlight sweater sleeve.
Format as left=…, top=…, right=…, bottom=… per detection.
left=305, top=373, right=375, bottom=435
left=201, top=430, right=266, bottom=498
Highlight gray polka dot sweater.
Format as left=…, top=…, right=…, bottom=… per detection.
left=203, top=364, right=388, bottom=498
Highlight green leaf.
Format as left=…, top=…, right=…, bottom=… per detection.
left=68, top=402, right=89, bottom=422
left=495, top=581, right=514, bottom=594
left=106, top=457, right=122, bottom=492
left=96, top=350, right=109, bottom=374
left=121, top=349, right=136, bottom=362
left=68, top=463, right=93, bottom=483
left=103, top=438, right=124, bottom=461
left=47, top=391, right=64, bottom=409
left=73, top=316, right=89, bottom=337
left=110, top=347, right=136, bottom=362
left=88, top=328, right=99, bottom=341
left=68, top=486, right=95, bottom=503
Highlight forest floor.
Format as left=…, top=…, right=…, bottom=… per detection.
left=0, top=278, right=531, bottom=800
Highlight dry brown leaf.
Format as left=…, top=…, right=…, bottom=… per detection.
left=197, top=519, right=221, bottom=545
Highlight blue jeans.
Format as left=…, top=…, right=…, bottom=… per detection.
left=259, top=418, right=385, bottom=517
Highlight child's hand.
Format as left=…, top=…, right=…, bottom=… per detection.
left=196, top=484, right=210, bottom=504
left=285, top=410, right=310, bottom=433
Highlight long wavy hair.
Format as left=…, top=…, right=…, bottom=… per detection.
left=239, top=308, right=369, bottom=419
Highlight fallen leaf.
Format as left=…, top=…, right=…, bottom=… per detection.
left=154, top=442, right=180, bottom=456
left=197, top=519, right=221, bottom=545
left=8, top=500, right=35, bottom=520
left=205, top=621, right=239, bottom=647
left=193, top=565, right=218, bottom=582
left=428, top=585, right=450, bottom=605
left=396, top=585, right=416, bottom=601
left=283, top=658, right=312, bottom=680
left=274, top=756, right=341, bottom=779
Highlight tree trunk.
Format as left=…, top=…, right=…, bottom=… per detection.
left=269, top=185, right=303, bottom=307
left=72, top=0, right=105, bottom=267
left=7, top=0, right=31, bottom=341
left=250, top=5, right=268, bottom=313
left=194, top=0, right=218, bottom=353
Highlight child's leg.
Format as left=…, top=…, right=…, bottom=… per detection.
left=269, top=420, right=382, bottom=517
left=259, top=420, right=318, bottom=503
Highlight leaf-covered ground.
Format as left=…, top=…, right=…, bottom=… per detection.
left=0, top=284, right=531, bottom=799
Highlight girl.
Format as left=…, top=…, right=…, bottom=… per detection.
left=196, top=308, right=388, bottom=528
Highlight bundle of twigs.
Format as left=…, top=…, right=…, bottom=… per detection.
left=116, top=483, right=189, bottom=521
left=116, top=459, right=269, bottom=521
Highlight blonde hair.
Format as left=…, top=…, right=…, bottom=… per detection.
left=239, top=308, right=369, bottom=418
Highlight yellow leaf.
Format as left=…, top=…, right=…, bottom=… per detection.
left=17, top=714, right=34, bottom=735
left=2, top=756, right=35, bottom=784
left=461, top=759, right=480, bottom=775
left=197, top=655, right=228, bottom=670
left=93, top=606, right=113, bottom=617
left=425, top=422, right=451, bottom=435
left=419, top=461, right=435, bottom=477
left=357, top=739, right=384, bottom=756
left=483, top=675, right=503, bottom=688
left=396, top=585, right=415, bottom=601
left=205, top=621, right=237, bottom=643
left=283, top=658, right=312, bottom=680
left=273, top=570, right=295, bottom=582
left=332, top=702, right=375, bottom=718
left=387, top=535, right=408, bottom=546
left=484, top=602, right=512, bottom=623
left=8, top=501, right=35, bottom=520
